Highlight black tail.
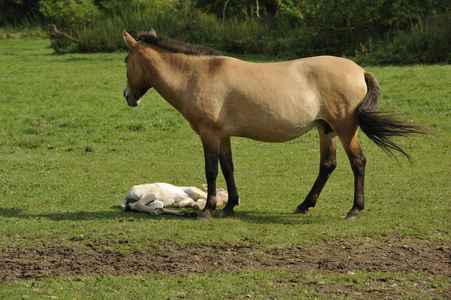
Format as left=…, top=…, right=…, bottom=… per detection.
left=356, top=72, right=427, bottom=163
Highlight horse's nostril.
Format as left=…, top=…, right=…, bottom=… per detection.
left=123, top=85, right=129, bottom=99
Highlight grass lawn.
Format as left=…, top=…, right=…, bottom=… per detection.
left=0, top=38, right=449, bottom=299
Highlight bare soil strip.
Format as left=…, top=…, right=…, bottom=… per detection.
left=1, top=236, right=449, bottom=297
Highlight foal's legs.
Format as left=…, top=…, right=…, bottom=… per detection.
left=340, top=131, right=366, bottom=220
left=150, top=208, right=198, bottom=218
left=219, top=137, right=239, bottom=217
left=294, top=125, right=337, bottom=214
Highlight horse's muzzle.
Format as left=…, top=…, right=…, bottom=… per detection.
left=123, top=85, right=141, bottom=107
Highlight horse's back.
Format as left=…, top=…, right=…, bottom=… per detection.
left=296, top=56, right=367, bottom=95
left=213, top=55, right=367, bottom=141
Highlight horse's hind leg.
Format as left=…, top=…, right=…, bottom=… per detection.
left=340, top=131, right=366, bottom=220
left=294, top=123, right=337, bottom=214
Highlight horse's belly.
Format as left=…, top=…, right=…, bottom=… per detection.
left=227, top=120, right=316, bottom=142
left=221, top=84, right=320, bottom=142
left=222, top=98, right=318, bottom=142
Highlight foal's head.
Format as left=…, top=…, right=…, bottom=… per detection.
left=122, top=29, right=154, bottom=107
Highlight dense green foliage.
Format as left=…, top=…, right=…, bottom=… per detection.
left=361, top=13, right=451, bottom=64
left=39, top=0, right=99, bottom=33
left=1, top=0, right=450, bottom=64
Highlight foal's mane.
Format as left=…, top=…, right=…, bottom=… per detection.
left=137, top=32, right=221, bottom=56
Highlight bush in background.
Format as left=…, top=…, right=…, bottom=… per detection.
left=2, top=0, right=450, bottom=64
left=39, top=0, right=99, bottom=33
left=377, top=14, right=451, bottom=64
left=354, top=13, right=451, bottom=65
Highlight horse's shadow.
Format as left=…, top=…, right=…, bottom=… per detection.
left=0, top=207, right=325, bottom=224
left=226, top=210, right=325, bottom=225
left=0, top=207, right=126, bottom=222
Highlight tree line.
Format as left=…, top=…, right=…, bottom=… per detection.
left=1, top=0, right=450, bottom=64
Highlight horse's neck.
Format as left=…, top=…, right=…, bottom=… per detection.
left=146, top=51, right=203, bottom=112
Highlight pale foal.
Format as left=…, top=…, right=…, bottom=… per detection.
left=122, top=183, right=228, bottom=217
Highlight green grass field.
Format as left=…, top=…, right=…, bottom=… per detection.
left=0, top=38, right=449, bottom=299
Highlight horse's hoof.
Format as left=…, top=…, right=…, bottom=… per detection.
left=293, top=208, right=309, bottom=214
left=220, top=209, right=235, bottom=217
left=197, top=211, right=213, bottom=221
left=345, top=211, right=361, bottom=220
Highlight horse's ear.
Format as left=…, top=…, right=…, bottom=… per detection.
left=123, top=30, right=137, bottom=48
left=149, top=28, right=157, bottom=37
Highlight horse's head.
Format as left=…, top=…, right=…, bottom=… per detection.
left=122, top=30, right=153, bottom=107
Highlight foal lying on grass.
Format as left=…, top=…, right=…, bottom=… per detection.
left=121, top=183, right=228, bottom=217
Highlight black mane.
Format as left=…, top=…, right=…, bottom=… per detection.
left=137, top=33, right=221, bottom=56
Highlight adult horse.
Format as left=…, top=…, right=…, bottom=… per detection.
left=122, top=29, right=424, bottom=221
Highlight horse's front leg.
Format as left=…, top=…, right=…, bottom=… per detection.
left=198, top=133, right=220, bottom=221
left=219, top=137, right=239, bottom=217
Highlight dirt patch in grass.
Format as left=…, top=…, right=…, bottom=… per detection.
left=1, top=236, right=449, bottom=298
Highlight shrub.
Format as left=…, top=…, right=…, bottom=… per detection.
left=365, top=13, right=451, bottom=64
left=46, top=1, right=451, bottom=65
left=61, top=4, right=268, bottom=54
left=77, top=10, right=146, bottom=52
left=39, top=0, right=99, bottom=33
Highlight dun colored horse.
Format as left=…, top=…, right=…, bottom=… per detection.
left=122, top=29, right=424, bottom=221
